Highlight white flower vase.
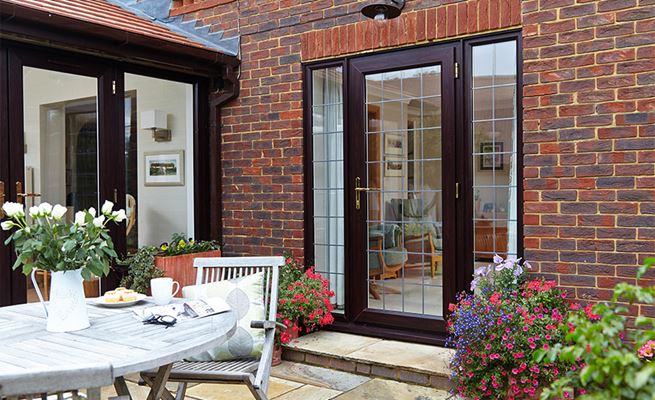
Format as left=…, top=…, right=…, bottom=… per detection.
left=31, top=268, right=90, bottom=332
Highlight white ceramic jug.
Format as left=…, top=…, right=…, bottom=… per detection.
left=31, top=268, right=90, bottom=332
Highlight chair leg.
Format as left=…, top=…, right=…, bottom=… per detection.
left=175, top=383, right=187, bottom=400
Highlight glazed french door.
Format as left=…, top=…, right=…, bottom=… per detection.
left=1, top=46, right=123, bottom=305
left=347, top=45, right=458, bottom=335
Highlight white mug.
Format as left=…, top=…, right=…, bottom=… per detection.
left=151, top=277, right=180, bottom=305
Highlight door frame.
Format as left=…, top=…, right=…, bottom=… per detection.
left=346, top=44, right=458, bottom=335
left=0, top=41, right=217, bottom=306
left=6, top=45, right=120, bottom=304
left=303, top=30, right=523, bottom=345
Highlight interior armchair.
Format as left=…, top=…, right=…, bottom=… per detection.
left=368, top=224, right=407, bottom=299
left=390, top=198, right=443, bottom=278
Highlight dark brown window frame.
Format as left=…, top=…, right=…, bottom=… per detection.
left=302, top=30, right=523, bottom=345
left=0, top=38, right=224, bottom=305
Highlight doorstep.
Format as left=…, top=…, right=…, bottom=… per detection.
left=282, top=331, right=454, bottom=390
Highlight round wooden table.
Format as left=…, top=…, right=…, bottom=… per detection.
left=0, top=299, right=237, bottom=399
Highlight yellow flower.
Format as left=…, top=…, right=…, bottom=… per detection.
left=160, top=243, right=169, bottom=251
left=178, top=239, right=186, bottom=248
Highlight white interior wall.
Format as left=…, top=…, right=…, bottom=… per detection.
left=22, top=67, right=194, bottom=248
left=125, top=73, right=194, bottom=247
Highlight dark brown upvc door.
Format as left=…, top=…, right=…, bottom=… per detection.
left=347, top=45, right=458, bottom=336
left=3, top=46, right=123, bottom=304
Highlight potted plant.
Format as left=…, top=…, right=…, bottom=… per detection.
left=117, top=246, right=164, bottom=294
left=2, top=200, right=125, bottom=332
left=154, top=233, right=220, bottom=292
left=273, top=254, right=335, bottom=365
left=447, top=255, right=571, bottom=399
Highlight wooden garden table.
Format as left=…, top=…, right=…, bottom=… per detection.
left=0, top=299, right=237, bottom=400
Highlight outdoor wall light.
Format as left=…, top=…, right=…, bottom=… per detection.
left=141, top=110, right=172, bottom=142
left=361, top=0, right=405, bottom=20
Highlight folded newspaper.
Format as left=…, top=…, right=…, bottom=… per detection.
left=133, top=298, right=231, bottom=322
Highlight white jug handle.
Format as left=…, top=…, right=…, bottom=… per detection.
left=30, top=269, right=48, bottom=318
left=172, top=281, right=180, bottom=297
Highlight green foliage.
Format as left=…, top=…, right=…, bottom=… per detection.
left=159, top=232, right=219, bottom=256
left=117, top=246, right=164, bottom=294
left=540, top=258, right=655, bottom=399
left=2, top=202, right=123, bottom=280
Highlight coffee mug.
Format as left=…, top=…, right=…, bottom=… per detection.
left=151, top=277, right=180, bottom=305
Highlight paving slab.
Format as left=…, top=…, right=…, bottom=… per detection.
left=333, top=378, right=450, bottom=400
left=286, top=331, right=382, bottom=357
left=272, top=384, right=341, bottom=400
left=185, top=376, right=302, bottom=400
left=345, top=339, right=453, bottom=376
left=272, top=361, right=370, bottom=391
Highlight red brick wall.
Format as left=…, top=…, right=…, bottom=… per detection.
left=178, top=0, right=519, bottom=258
left=522, top=0, right=655, bottom=310
left=176, top=0, right=655, bottom=310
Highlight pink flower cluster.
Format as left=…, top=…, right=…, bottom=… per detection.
left=639, top=340, right=655, bottom=361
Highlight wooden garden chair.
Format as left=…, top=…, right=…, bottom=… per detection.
left=141, top=256, right=284, bottom=400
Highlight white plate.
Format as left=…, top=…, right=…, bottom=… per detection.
left=93, top=293, right=147, bottom=308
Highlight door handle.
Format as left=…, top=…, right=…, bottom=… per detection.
left=15, top=181, right=41, bottom=204
left=355, top=177, right=373, bottom=210
left=0, top=181, right=5, bottom=218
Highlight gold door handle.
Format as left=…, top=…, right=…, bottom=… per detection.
left=355, top=177, right=373, bottom=210
left=15, top=181, right=41, bottom=204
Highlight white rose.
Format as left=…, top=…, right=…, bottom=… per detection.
left=88, top=207, right=96, bottom=217
left=38, top=202, right=53, bottom=216
left=29, top=206, right=40, bottom=218
left=101, top=200, right=114, bottom=215
left=92, top=215, right=105, bottom=228
left=1, top=221, right=14, bottom=231
left=51, top=204, right=67, bottom=220
left=2, top=202, right=24, bottom=218
left=74, top=211, right=87, bottom=226
left=112, top=209, right=127, bottom=222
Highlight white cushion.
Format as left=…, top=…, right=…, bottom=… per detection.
left=183, top=271, right=265, bottom=361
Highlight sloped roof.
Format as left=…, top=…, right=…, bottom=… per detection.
left=1, top=0, right=238, bottom=56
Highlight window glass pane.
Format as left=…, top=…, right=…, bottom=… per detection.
left=22, top=67, right=101, bottom=301
left=365, top=65, right=444, bottom=317
left=472, top=40, right=518, bottom=268
left=124, top=74, right=194, bottom=251
left=311, top=66, right=345, bottom=313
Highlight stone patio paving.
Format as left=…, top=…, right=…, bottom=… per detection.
left=99, top=361, right=450, bottom=399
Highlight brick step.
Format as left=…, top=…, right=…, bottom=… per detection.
left=282, top=331, right=454, bottom=391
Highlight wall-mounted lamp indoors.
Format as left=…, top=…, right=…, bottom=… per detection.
left=141, top=110, right=171, bottom=142
left=361, top=0, right=405, bottom=20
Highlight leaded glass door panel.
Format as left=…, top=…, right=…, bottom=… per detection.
left=347, top=45, right=457, bottom=335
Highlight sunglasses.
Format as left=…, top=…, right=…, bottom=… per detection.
left=143, top=314, right=177, bottom=328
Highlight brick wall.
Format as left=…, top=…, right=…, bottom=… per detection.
left=179, top=0, right=518, bottom=257
left=521, top=0, right=655, bottom=311
left=176, top=0, right=655, bottom=309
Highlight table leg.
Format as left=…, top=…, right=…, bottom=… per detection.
left=142, top=374, right=175, bottom=400
left=114, top=376, right=133, bottom=400
left=146, top=363, right=173, bottom=400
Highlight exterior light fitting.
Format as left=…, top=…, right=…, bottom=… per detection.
left=361, top=0, right=405, bottom=21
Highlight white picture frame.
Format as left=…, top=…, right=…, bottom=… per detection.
left=144, top=150, right=185, bottom=186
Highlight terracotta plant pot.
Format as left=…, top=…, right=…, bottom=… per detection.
left=154, top=250, right=222, bottom=296
left=272, top=321, right=300, bottom=366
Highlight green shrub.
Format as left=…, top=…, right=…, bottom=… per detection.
left=539, top=258, right=655, bottom=399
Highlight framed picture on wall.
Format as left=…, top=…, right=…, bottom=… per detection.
left=479, top=142, right=504, bottom=171
left=385, top=155, right=403, bottom=177
left=385, top=133, right=403, bottom=155
left=144, top=150, right=185, bottom=186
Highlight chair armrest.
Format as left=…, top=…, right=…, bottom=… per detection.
left=250, top=320, right=286, bottom=330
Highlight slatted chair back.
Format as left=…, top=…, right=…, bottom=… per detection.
left=193, top=256, right=284, bottom=326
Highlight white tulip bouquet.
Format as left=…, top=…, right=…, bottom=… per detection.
left=2, top=200, right=126, bottom=280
